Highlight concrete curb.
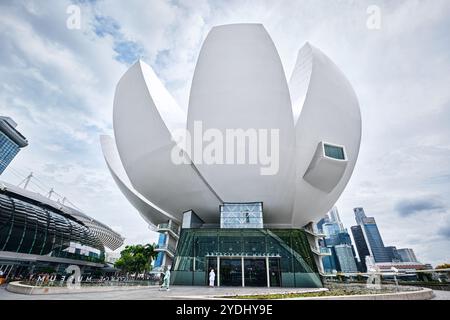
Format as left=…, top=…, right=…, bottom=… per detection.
left=6, top=281, right=158, bottom=295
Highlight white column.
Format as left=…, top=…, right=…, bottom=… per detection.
left=266, top=256, right=270, bottom=287
left=162, top=253, right=166, bottom=267
left=217, top=256, right=220, bottom=287
left=241, top=256, right=245, bottom=287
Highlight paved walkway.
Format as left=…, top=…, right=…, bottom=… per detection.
left=1, top=285, right=446, bottom=300
left=432, top=290, right=450, bottom=300
left=0, top=285, right=324, bottom=300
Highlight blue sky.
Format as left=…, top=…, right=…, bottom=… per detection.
left=0, top=0, right=449, bottom=265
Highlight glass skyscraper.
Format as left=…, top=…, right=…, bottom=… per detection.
left=352, top=208, right=391, bottom=264
left=350, top=225, right=370, bottom=272
left=385, top=246, right=402, bottom=262
left=318, top=207, right=359, bottom=273
left=397, top=248, right=418, bottom=263
left=361, top=217, right=391, bottom=262
left=354, top=207, right=366, bottom=225
left=0, top=116, right=28, bottom=174
left=334, top=244, right=358, bottom=273
left=322, top=222, right=341, bottom=237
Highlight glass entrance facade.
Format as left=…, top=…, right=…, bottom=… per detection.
left=171, top=228, right=322, bottom=288
left=220, top=258, right=242, bottom=286
left=244, top=258, right=266, bottom=287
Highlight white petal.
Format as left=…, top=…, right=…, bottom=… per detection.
left=187, top=24, right=296, bottom=226
left=289, top=43, right=362, bottom=227
left=113, top=61, right=221, bottom=223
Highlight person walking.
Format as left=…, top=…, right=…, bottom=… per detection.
left=160, top=266, right=171, bottom=291
left=209, top=268, right=215, bottom=287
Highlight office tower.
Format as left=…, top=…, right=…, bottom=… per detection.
left=0, top=116, right=28, bottom=174
left=329, top=206, right=345, bottom=230
left=385, top=246, right=402, bottom=262
left=316, top=215, right=329, bottom=234
left=324, top=231, right=359, bottom=273
left=334, top=244, right=358, bottom=273
left=322, top=249, right=338, bottom=273
left=361, top=216, right=391, bottom=262
left=353, top=208, right=391, bottom=263
left=322, top=222, right=342, bottom=237
left=397, top=248, right=419, bottom=263
left=325, top=231, right=352, bottom=247
left=351, top=225, right=370, bottom=272
left=353, top=207, right=367, bottom=225
left=319, top=207, right=359, bottom=273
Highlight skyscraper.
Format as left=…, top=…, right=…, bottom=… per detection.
left=322, top=222, right=342, bottom=237
left=322, top=206, right=345, bottom=237
left=319, top=207, right=359, bottom=273
left=397, top=248, right=419, bottom=263
left=329, top=206, right=344, bottom=231
left=351, top=225, right=370, bottom=272
left=353, top=207, right=366, bottom=225
left=0, top=116, right=28, bottom=174
left=353, top=208, right=391, bottom=263
left=361, top=216, right=391, bottom=262
left=322, top=249, right=338, bottom=273
left=334, top=244, right=358, bottom=273
left=385, top=246, right=402, bottom=262
left=316, top=215, right=329, bottom=234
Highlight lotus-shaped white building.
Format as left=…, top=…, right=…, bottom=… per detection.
left=101, top=24, right=361, bottom=287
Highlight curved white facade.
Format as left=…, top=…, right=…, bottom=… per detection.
left=102, top=24, right=361, bottom=228
left=289, top=43, right=361, bottom=227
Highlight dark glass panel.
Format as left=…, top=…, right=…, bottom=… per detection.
left=244, top=258, right=266, bottom=287
left=220, top=258, right=242, bottom=286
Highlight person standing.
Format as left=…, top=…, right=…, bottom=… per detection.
left=209, top=268, right=215, bottom=287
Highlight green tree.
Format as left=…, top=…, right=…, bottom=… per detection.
left=114, top=244, right=158, bottom=274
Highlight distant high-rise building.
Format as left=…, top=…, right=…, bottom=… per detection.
left=316, top=215, right=329, bottom=234
left=319, top=207, right=359, bottom=273
left=353, top=207, right=367, bottom=225
left=385, top=246, right=402, bottom=262
left=322, top=249, right=338, bottom=273
left=325, top=231, right=353, bottom=247
left=353, top=208, right=391, bottom=263
left=397, top=248, right=419, bottom=263
left=0, top=116, right=28, bottom=174
left=351, top=225, right=370, bottom=272
left=329, top=206, right=345, bottom=231
left=322, top=222, right=341, bottom=237
left=334, top=244, right=358, bottom=273
left=361, top=216, right=391, bottom=263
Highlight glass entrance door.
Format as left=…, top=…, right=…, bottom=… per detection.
left=244, top=258, right=267, bottom=287
left=220, top=258, right=242, bottom=286
left=269, top=258, right=281, bottom=287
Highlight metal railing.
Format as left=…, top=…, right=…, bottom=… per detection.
left=155, top=244, right=176, bottom=255
left=157, top=223, right=179, bottom=236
